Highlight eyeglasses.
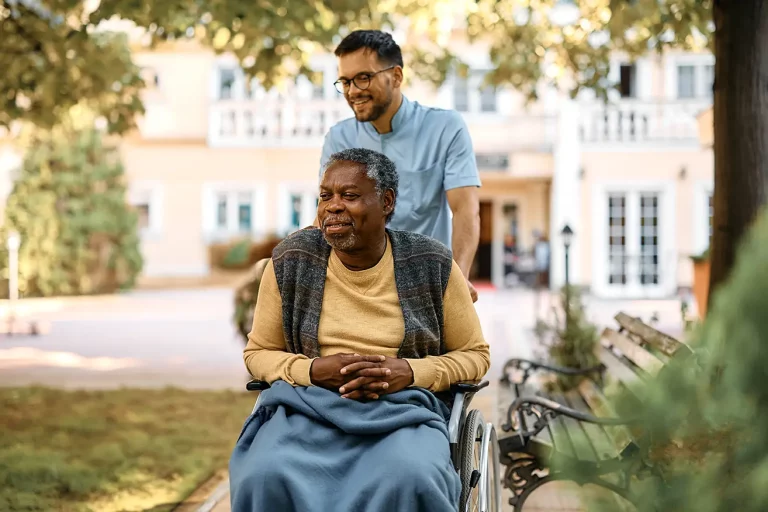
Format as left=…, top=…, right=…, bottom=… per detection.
left=333, top=66, right=395, bottom=94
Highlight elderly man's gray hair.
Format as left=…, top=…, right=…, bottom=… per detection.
left=323, top=148, right=399, bottom=223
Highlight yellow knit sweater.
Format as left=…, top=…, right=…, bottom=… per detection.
left=243, top=237, right=490, bottom=392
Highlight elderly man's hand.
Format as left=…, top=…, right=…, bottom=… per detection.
left=310, top=354, right=390, bottom=391
left=339, top=356, right=414, bottom=400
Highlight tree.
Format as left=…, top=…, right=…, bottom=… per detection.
left=709, top=1, right=768, bottom=306
left=459, top=0, right=766, bottom=304
left=0, top=0, right=145, bottom=134
left=0, top=111, right=143, bottom=298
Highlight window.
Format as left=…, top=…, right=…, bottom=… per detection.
left=476, top=153, right=509, bottom=171
left=238, top=192, right=253, bottom=232
left=639, top=194, right=660, bottom=285
left=140, top=67, right=160, bottom=89
left=219, top=68, right=236, bottom=99
left=128, top=185, right=162, bottom=236
left=454, top=76, right=469, bottom=112
left=619, top=64, right=636, bottom=98
left=209, top=189, right=259, bottom=236
left=312, top=74, right=325, bottom=99
left=480, top=83, right=497, bottom=112
left=608, top=194, right=627, bottom=285
left=677, top=65, right=696, bottom=99
left=216, top=193, right=228, bottom=229
left=134, top=203, right=151, bottom=230
left=290, top=194, right=303, bottom=229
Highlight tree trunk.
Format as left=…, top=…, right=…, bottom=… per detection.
left=708, top=0, right=768, bottom=308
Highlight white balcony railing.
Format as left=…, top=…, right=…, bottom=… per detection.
left=208, top=99, right=352, bottom=148
left=578, top=99, right=711, bottom=145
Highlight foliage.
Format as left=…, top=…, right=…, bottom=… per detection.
left=534, top=285, right=601, bottom=390
left=222, top=239, right=252, bottom=268
left=585, top=207, right=768, bottom=511
left=209, top=235, right=281, bottom=271
left=233, top=257, right=271, bottom=343
left=691, top=247, right=710, bottom=262
left=1, top=0, right=718, bottom=132
left=466, top=0, right=713, bottom=101
left=1, top=1, right=144, bottom=134
left=1, top=0, right=448, bottom=131
left=0, top=386, right=255, bottom=512
left=0, top=114, right=143, bottom=298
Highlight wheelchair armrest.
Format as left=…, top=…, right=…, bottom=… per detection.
left=450, top=380, right=489, bottom=394
left=246, top=380, right=271, bottom=391
left=447, top=380, right=489, bottom=447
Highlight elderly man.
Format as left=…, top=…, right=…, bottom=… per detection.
left=229, top=148, right=490, bottom=512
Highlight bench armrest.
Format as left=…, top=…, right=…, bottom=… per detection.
left=502, top=395, right=636, bottom=434
left=500, top=358, right=605, bottom=385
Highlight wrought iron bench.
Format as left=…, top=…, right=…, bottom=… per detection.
left=497, top=312, right=694, bottom=511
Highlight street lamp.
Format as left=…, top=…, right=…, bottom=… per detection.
left=560, top=224, right=574, bottom=328
left=560, top=224, right=574, bottom=288
left=6, top=231, right=20, bottom=333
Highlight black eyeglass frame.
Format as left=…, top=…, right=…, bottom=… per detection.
left=333, top=66, right=396, bottom=94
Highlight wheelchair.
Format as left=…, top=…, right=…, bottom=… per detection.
left=245, top=379, right=501, bottom=512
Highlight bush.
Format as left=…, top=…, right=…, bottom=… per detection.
left=0, top=121, right=142, bottom=298
left=208, top=235, right=282, bottom=270
left=534, top=285, right=601, bottom=390
left=587, top=207, right=768, bottom=511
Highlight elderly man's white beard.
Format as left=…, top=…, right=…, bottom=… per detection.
left=323, top=231, right=359, bottom=251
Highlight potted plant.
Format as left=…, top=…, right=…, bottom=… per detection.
left=691, top=248, right=710, bottom=319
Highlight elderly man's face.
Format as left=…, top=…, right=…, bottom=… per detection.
left=318, top=160, right=392, bottom=251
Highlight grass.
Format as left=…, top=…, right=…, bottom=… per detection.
left=0, top=386, right=256, bottom=512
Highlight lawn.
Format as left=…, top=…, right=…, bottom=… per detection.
left=0, top=386, right=256, bottom=512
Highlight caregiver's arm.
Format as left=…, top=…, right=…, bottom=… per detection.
left=406, top=260, right=491, bottom=392
left=243, top=259, right=313, bottom=386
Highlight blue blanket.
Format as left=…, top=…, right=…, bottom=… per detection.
left=229, top=381, right=461, bottom=512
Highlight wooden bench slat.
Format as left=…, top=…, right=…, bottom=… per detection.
left=614, top=312, right=691, bottom=357
left=602, top=327, right=665, bottom=377
left=544, top=392, right=578, bottom=458
left=549, top=385, right=599, bottom=462
left=597, top=346, right=646, bottom=401
left=563, top=389, right=620, bottom=461
left=577, top=379, right=634, bottom=451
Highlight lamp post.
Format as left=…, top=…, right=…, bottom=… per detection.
left=6, top=231, right=19, bottom=334
left=560, top=224, right=574, bottom=328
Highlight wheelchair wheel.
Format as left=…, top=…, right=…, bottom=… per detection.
left=458, top=409, right=484, bottom=512
left=481, top=422, right=501, bottom=512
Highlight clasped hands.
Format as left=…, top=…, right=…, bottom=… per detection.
left=309, top=353, right=414, bottom=400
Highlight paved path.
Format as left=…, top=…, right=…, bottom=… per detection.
left=0, top=287, right=684, bottom=511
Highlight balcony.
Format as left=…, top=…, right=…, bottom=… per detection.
left=578, top=99, right=711, bottom=146
left=208, top=99, right=352, bottom=148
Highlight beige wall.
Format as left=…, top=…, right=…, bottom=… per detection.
left=121, top=142, right=321, bottom=275
left=579, top=148, right=714, bottom=290
left=698, top=107, right=714, bottom=147
left=133, top=46, right=216, bottom=141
